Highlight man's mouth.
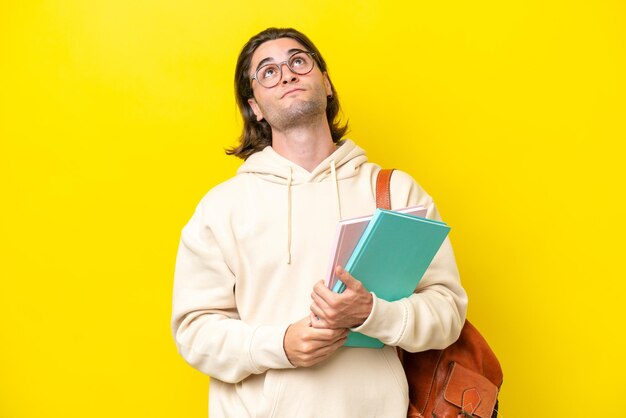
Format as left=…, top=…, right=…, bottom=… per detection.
left=281, top=88, right=305, bottom=99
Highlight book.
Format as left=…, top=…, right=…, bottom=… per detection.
left=331, top=209, right=450, bottom=348
left=325, top=205, right=427, bottom=290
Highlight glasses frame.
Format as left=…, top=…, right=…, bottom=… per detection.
left=251, top=51, right=317, bottom=89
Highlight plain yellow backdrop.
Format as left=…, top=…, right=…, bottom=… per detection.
left=1, top=0, right=625, bottom=417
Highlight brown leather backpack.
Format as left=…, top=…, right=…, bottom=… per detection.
left=376, top=169, right=503, bottom=418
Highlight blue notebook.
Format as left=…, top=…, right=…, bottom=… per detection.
left=332, top=209, right=450, bottom=348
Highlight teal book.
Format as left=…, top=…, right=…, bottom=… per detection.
left=332, top=209, right=450, bottom=348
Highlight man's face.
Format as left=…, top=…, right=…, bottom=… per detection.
left=247, top=38, right=332, bottom=131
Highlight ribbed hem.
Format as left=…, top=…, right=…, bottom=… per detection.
left=248, top=324, right=296, bottom=373
left=351, top=294, right=409, bottom=346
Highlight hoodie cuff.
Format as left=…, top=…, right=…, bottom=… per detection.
left=351, top=293, right=409, bottom=346
left=248, top=324, right=296, bottom=373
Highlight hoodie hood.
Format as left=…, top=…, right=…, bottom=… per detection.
left=236, top=139, right=368, bottom=185
left=236, top=139, right=368, bottom=264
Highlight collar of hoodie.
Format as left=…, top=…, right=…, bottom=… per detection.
left=237, top=139, right=368, bottom=264
left=284, top=159, right=340, bottom=264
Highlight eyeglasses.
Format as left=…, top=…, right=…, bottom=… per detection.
left=251, top=51, right=316, bottom=89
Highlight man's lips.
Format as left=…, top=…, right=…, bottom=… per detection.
left=281, top=88, right=305, bottom=99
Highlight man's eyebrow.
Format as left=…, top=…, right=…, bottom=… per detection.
left=253, top=48, right=309, bottom=73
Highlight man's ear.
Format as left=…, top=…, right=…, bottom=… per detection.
left=247, top=98, right=264, bottom=122
left=323, top=72, right=332, bottom=97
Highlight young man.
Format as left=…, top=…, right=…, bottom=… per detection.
left=171, top=27, right=467, bottom=418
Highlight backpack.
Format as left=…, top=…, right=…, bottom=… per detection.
left=376, top=169, right=503, bottom=418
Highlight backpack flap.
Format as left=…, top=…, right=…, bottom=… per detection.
left=438, top=362, right=499, bottom=418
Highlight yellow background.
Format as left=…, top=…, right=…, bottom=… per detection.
left=1, top=1, right=625, bottom=417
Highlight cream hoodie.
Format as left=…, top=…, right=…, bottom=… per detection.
left=171, top=139, right=467, bottom=418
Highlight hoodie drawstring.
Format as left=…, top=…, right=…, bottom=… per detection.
left=330, top=160, right=342, bottom=221
left=286, top=166, right=293, bottom=265
left=285, top=161, right=343, bottom=265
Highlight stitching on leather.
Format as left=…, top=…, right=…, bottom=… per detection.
left=419, top=350, right=444, bottom=415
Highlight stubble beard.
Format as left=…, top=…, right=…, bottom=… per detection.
left=262, top=94, right=327, bottom=133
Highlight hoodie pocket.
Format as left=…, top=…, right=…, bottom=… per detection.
left=256, top=369, right=284, bottom=418
left=256, top=348, right=409, bottom=418
left=380, top=345, right=409, bottom=401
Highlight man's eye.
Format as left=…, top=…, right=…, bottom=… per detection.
left=262, top=67, right=277, bottom=79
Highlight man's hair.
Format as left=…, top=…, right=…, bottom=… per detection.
left=226, top=27, right=348, bottom=160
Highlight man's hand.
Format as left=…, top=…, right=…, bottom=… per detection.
left=310, top=266, right=373, bottom=329
left=283, top=316, right=348, bottom=367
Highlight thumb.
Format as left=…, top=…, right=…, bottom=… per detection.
left=335, top=265, right=358, bottom=288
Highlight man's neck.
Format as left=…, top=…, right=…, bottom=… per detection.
left=270, top=119, right=336, bottom=172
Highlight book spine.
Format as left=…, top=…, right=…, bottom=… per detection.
left=332, top=209, right=384, bottom=293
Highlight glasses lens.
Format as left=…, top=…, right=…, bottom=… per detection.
left=288, top=52, right=314, bottom=75
left=256, top=64, right=281, bottom=88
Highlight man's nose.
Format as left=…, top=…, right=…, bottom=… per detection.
left=280, top=63, right=298, bottom=84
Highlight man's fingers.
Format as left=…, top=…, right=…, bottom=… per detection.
left=311, top=318, right=330, bottom=329
left=308, top=326, right=347, bottom=341
left=332, top=328, right=350, bottom=343
left=335, top=265, right=357, bottom=287
left=310, top=314, right=327, bottom=329
left=310, top=304, right=327, bottom=328
left=285, top=315, right=349, bottom=367
left=312, top=280, right=337, bottom=306
left=322, top=334, right=348, bottom=354
left=303, top=334, right=348, bottom=365
left=311, top=287, right=332, bottom=310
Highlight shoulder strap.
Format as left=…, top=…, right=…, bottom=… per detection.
left=375, top=169, right=395, bottom=210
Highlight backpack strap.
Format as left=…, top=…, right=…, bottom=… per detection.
left=376, top=169, right=395, bottom=210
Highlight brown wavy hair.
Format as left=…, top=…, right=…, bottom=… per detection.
left=226, top=27, right=348, bottom=160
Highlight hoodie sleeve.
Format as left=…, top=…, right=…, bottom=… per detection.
left=351, top=170, right=468, bottom=352
left=171, top=201, right=295, bottom=383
